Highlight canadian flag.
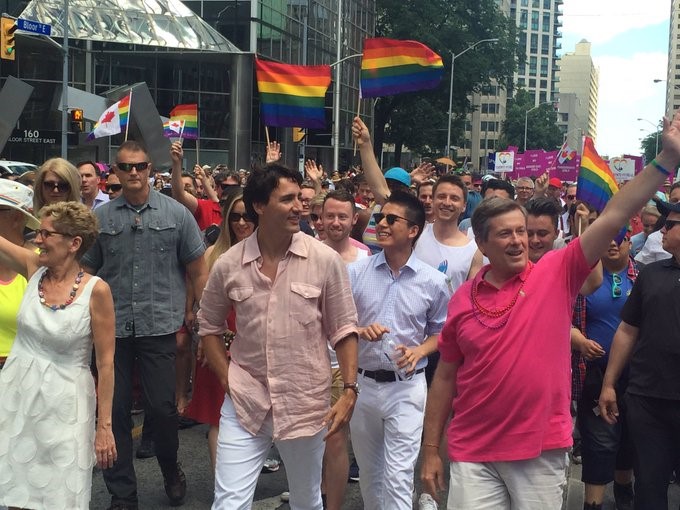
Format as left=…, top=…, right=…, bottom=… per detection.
left=87, top=101, right=123, bottom=140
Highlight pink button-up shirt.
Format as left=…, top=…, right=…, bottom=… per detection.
left=198, top=231, right=358, bottom=440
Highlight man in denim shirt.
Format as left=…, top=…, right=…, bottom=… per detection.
left=83, top=140, right=207, bottom=510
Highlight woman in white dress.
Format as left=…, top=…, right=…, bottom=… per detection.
left=0, top=201, right=116, bottom=510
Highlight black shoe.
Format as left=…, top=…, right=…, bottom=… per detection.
left=613, top=482, right=634, bottom=510
left=161, top=461, right=187, bottom=506
left=107, top=503, right=139, bottom=510
left=348, top=458, right=359, bottom=482
left=136, top=437, right=155, bottom=459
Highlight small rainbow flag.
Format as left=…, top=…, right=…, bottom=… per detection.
left=360, top=38, right=444, bottom=98
left=169, top=104, right=198, bottom=139
left=576, top=136, right=619, bottom=213
left=255, top=59, right=331, bottom=129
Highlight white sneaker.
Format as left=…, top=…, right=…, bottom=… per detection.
left=418, top=493, right=439, bottom=510
left=280, top=491, right=290, bottom=502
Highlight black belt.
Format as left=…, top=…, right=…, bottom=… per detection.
left=358, top=367, right=424, bottom=383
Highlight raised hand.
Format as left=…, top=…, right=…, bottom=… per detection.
left=352, top=116, right=371, bottom=147
left=305, top=159, right=323, bottom=183
left=265, top=141, right=281, bottom=164
left=410, top=162, right=434, bottom=185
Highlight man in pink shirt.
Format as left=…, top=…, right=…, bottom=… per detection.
left=198, top=164, right=359, bottom=510
left=420, top=111, right=680, bottom=509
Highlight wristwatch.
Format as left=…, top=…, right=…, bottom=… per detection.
left=343, top=382, right=360, bottom=396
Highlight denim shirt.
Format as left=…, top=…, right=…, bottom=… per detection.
left=82, top=190, right=205, bottom=338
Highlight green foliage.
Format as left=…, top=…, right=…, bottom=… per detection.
left=372, top=0, right=522, bottom=164
left=640, top=131, right=661, bottom=162
left=499, top=89, right=562, bottom=151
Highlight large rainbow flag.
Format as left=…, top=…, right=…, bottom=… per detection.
left=576, top=136, right=619, bottom=213
left=360, top=38, right=444, bottom=98
left=255, top=59, right=331, bottom=128
left=169, top=104, right=198, bottom=139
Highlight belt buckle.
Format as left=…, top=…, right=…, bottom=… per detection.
left=375, top=370, right=397, bottom=383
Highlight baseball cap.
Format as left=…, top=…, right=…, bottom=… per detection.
left=654, top=196, right=680, bottom=217
left=384, top=167, right=411, bottom=187
left=0, top=179, right=40, bottom=229
left=549, top=177, right=562, bottom=188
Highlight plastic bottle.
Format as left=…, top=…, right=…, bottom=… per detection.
left=382, top=335, right=412, bottom=380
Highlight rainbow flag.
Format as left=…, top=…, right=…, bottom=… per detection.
left=169, top=104, right=198, bottom=139
left=87, top=94, right=130, bottom=141
left=576, top=136, right=619, bottom=213
left=360, top=38, right=444, bottom=98
left=255, top=59, right=331, bottom=128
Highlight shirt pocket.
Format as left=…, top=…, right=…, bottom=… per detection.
left=290, top=282, right=321, bottom=328
left=99, top=223, right=125, bottom=255
left=148, top=222, right=178, bottom=253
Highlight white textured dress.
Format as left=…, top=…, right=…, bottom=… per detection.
left=0, top=267, right=99, bottom=509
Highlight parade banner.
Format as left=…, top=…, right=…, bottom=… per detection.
left=608, top=157, right=636, bottom=182
left=493, top=150, right=515, bottom=174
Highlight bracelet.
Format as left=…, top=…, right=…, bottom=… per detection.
left=651, top=159, right=671, bottom=176
left=423, top=443, right=440, bottom=449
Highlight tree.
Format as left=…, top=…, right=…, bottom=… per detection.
left=372, top=0, right=522, bottom=164
left=499, top=89, right=562, bottom=151
left=640, top=131, right=662, bottom=163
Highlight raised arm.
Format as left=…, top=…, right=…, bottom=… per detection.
left=580, top=111, right=680, bottom=265
left=194, top=165, right=219, bottom=203
left=0, top=235, right=39, bottom=280
left=352, top=117, right=390, bottom=204
left=304, top=159, right=323, bottom=195
left=170, top=141, right=199, bottom=214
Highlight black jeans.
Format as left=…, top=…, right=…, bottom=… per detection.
left=103, top=334, right=179, bottom=505
left=626, top=393, right=680, bottom=510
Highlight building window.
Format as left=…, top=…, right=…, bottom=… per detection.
left=531, top=11, right=539, bottom=30
left=530, top=33, right=538, bottom=53
left=520, top=10, right=528, bottom=29
left=529, top=78, right=536, bottom=87
left=518, top=77, right=526, bottom=87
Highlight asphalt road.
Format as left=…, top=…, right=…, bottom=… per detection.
left=88, top=420, right=680, bottom=509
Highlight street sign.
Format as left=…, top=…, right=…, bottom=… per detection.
left=17, top=18, right=51, bottom=36
left=8, top=129, right=77, bottom=145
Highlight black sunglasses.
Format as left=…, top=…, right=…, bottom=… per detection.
left=221, top=183, right=240, bottom=190
left=43, top=180, right=70, bottom=193
left=567, top=194, right=576, bottom=200
left=228, top=212, right=254, bottom=223
left=106, top=184, right=123, bottom=193
left=664, top=219, right=680, bottom=231
left=373, top=212, right=414, bottom=226
left=116, top=162, right=150, bottom=172
left=310, top=213, right=320, bottom=222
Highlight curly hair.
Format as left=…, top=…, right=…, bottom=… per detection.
left=33, top=158, right=82, bottom=213
left=40, top=202, right=99, bottom=258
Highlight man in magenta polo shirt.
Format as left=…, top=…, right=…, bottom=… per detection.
left=420, top=110, right=680, bottom=509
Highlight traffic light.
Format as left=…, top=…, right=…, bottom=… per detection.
left=1, top=17, right=17, bottom=61
left=70, top=108, right=84, bottom=132
left=292, top=127, right=306, bottom=143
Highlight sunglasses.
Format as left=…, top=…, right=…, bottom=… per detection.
left=310, top=213, right=321, bottom=222
left=373, top=212, right=414, bottom=226
left=43, top=180, right=70, bottom=193
left=116, top=162, right=150, bottom=172
left=106, top=184, right=123, bottom=193
left=35, top=228, right=70, bottom=239
left=611, top=273, right=622, bottom=299
left=228, top=212, right=254, bottom=223
left=567, top=194, right=576, bottom=200
left=664, top=219, right=680, bottom=231
left=220, top=183, right=240, bottom=191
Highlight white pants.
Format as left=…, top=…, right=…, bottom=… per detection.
left=212, top=396, right=325, bottom=510
left=350, top=372, right=427, bottom=510
left=447, top=448, right=569, bottom=509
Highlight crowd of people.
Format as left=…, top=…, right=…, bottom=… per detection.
left=1, top=111, right=680, bottom=510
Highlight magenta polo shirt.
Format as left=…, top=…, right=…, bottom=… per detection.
left=439, top=237, right=591, bottom=462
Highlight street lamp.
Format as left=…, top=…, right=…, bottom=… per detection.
left=445, top=38, right=499, bottom=159
left=637, top=117, right=661, bottom=154
left=523, top=100, right=554, bottom=152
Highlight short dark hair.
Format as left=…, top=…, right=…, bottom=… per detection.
left=384, top=190, right=426, bottom=245
left=471, top=197, right=526, bottom=242
left=481, top=178, right=515, bottom=199
left=76, top=160, right=101, bottom=176
left=416, top=180, right=434, bottom=195
left=117, top=140, right=148, bottom=158
left=324, top=189, right=356, bottom=213
left=433, top=174, right=467, bottom=204
left=243, top=164, right=303, bottom=220
left=525, top=197, right=561, bottom=230
left=335, top=178, right=356, bottom=196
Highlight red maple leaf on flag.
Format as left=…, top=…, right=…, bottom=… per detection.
left=101, top=111, right=116, bottom=124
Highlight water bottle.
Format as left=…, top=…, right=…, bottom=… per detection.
left=382, top=335, right=413, bottom=380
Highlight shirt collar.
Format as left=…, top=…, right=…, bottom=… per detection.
left=115, top=189, right=159, bottom=210
left=662, top=256, right=680, bottom=269
left=475, top=260, right=533, bottom=288
left=374, top=249, right=419, bottom=273
left=242, top=229, right=309, bottom=264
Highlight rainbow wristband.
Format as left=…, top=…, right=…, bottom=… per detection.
left=651, top=159, right=671, bottom=176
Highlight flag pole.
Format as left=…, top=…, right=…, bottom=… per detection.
left=124, top=90, right=132, bottom=142
left=353, top=93, right=361, bottom=156
left=196, top=107, right=200, bottom=165
left=179, top=120, right=185, bottom=143
left=265, top=126, right=271, bottom=152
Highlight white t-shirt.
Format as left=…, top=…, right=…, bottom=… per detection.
left=414, top=223, right=478, bottom=293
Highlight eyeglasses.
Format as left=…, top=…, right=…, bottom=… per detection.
left=664, top=219, right=680, bottom=231
left=115, top=162, right=150, bottom=172
left=567, top=194, right=576, bottom=200
left=106, top=184, right=122, bottom=193
left=228, top=212, right=254, bottom=223
left=611, top=273, right=623, bottom=299
left=35, top=228, right=71, bottom=239
left=220, top=183, right=240, bottom=191
left=516, top=186, right=534, bottom=192
left=43, top=180, right=70, bottom=193
left=373, top=212, right=414, bottom=226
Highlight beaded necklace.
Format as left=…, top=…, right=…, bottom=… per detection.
left=470, top=263, right=533, bottom=329
left=38, top=268, right=84, bottom=311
